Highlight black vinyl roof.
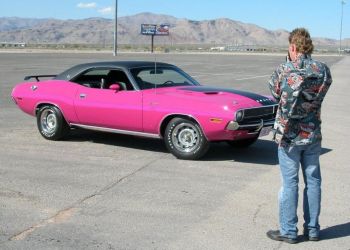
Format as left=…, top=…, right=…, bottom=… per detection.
left=55, top=61, right=174, bottom=81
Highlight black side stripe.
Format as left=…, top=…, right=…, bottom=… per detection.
left=180, top=86, right=276, bottom=106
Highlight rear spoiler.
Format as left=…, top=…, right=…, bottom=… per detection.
left=24, top=75, right=57, bottom=81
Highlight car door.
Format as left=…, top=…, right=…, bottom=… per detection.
left=73, top=68, right=143, bottom=131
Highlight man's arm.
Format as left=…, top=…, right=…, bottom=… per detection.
left=268, top=64, right=284, bottom=102
left=311, top=63, right=332, bottom=109
left=318, top=65, right=332, bottom=100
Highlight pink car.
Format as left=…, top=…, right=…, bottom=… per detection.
left=11, top=61, right=277, bottom=160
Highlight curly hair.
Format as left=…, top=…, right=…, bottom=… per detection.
left=289, top=28, right=314, bottom=54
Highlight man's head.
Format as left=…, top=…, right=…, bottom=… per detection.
left=288, top=28, right=314, bottom=61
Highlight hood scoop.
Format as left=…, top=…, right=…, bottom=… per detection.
left=203, top=91, right=219, bottom=95
left=179, top=86, right=276, bottom=106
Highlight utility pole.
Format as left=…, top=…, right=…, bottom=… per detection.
left=151, top=35, right=154, bottom=53
left=339, top=0, right=346, bottom=55
left=113, top=0, right=118, bottom=56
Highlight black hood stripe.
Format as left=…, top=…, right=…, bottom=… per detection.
left=180, top=86, right=276, bottom=106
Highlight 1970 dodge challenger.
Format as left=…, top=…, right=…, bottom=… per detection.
left=11, top=61, right=277, bottom=160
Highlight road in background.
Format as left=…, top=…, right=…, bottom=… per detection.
left=0, top=53, right=348, bottom=249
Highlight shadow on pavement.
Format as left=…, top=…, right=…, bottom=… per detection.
left=321, top=147, right=332, bottom=155
left=69, top=129, right=168, bottom=153
left=203, top=139, right=278, bottom=165
left=320, top=222, right=350, bottom=240
left=67, top=129, right=332, bottom=164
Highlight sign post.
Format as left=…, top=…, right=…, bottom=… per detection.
left=141, top=24, right=170, bottom=53
left=113, top=0, right=118, bottom=56
left=151, top=35, right=154, bottom=53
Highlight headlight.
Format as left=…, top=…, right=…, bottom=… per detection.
left=235, top=110, right=244, bottom=122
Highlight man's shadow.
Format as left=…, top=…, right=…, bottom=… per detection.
left=298, top=222, right=350, bottom=242
left=320, top=222, right=350, bottom=240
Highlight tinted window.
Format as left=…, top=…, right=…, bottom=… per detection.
left=72, top=69, right=133, bottom=90
left=130, top=66, right=198, bottom=90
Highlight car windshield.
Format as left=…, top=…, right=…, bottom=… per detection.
left=129, top=66, right=199, bottom=90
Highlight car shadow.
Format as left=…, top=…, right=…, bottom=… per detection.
left=68, top=129, right=168, bottom=153
left=67, top=129, right=332, bottom=164
left=203, top=141, right=332, bottom=164
left=202, top=139, right=279, bottom=164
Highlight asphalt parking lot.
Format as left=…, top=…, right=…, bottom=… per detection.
left=0, top=52, right=349, bottom=250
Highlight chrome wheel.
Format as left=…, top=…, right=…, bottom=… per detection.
left=165, top=118, right=210, bottom=160
left=171, top=122, right=200, bottom=153
left=40, top=109, right=57, bottom=134
left=37, top=106, right=69, bottom=140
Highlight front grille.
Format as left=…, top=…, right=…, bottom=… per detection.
left=243, top=105, right=276, bottom=119
left=241, top=114, right=276, bottom=124
left=237, top=105, right=278, bottom=131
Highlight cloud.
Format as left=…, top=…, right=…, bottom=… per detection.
left=98, top=6, right=114, bottom=15
left=77, top=2, right=97, bottom=9
left=76, top=2, right=113, bottom=16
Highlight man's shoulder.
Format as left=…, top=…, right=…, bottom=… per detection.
left=304, top=58, right=331, bottom=76
left=307, top=57, right=329, bottom=69
left=281, top=57, right=330, bottom=74
left=276, top=61, right=295, bottom=74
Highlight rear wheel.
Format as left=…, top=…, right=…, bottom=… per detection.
left=226, top=136, right=258, bottom=148
left=37, top=105, right=69, bottom=140
left=164, top=118, right=209, bottom=160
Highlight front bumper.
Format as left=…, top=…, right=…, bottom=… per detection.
left=227, top=104, right=277, bottom=132
left=226, top=118, right=275, bottom=132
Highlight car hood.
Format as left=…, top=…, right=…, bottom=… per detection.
left=148, top=86, right=275, bottom=108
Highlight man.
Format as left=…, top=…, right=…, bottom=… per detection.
left=266, top=28, right=332, bottom=244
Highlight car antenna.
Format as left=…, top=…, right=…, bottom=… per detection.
left=154, top=51, right=157, bottom=94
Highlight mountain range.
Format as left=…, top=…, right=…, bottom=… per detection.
left=0, top=13, right=344, bottom=47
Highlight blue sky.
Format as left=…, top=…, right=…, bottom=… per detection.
left=1, top=0, right=349, bottom=39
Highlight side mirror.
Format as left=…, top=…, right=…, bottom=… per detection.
left=109, top=84, right=120, bottom=92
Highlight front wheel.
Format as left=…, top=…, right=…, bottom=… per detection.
left=37, top=105, right=69, bottom=140
left=164, top=118, right=209, bottom=160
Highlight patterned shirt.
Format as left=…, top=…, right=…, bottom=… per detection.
left=268, top=54, right=332, bottom=147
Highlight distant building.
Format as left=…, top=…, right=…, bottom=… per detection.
left=224, top=44, right=269, bottom=52
left=0, top=42, right=26, bottom=48
left=210, top=46, right=225, bottom=51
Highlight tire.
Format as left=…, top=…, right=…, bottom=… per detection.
left=164, top=118, right=209, bottom=160
left=36, top=105, right=69, bottom=140
left=226, top=136, right=258, bottom=148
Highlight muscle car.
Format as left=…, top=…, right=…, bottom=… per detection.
left=11, top=61, right=277, bottom=160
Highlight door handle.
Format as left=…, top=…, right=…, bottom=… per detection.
left=80, top=93, right=87, bottom=99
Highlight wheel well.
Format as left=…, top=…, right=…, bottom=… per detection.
left=160, top=114, right=200, bottom=137
left=35, top=103, right=69, bottom=125
left=35, top=103, right=54, bottom=115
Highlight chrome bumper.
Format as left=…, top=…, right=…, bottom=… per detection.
left=226, top=119, right=275, bottom=131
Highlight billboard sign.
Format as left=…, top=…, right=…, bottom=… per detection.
left=155, top=24, right=169, bottom=36
left=141, top=24, right=169, bottom=36
left=141, top=24, right=157, bottom=35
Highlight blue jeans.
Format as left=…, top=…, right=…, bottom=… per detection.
left=278, top=142, right=322, bottom=239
